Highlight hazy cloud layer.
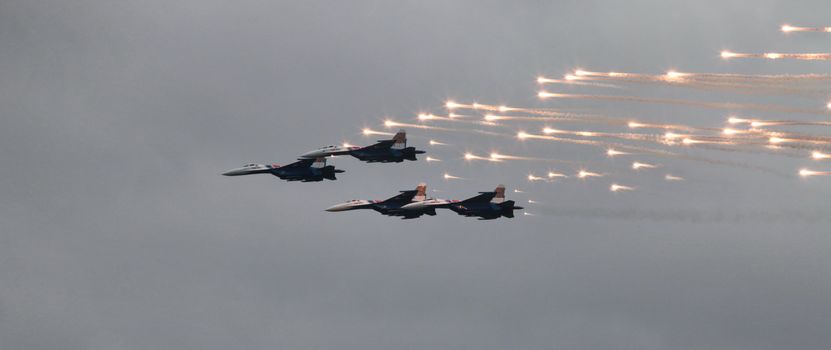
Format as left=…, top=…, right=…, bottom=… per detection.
left=2, top=1, right=830, bottom=349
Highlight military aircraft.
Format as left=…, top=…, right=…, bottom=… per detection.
left=300, top=129, right=425, bottom=163
left=222, top=157, right=344, bottom=182
left=445, top=184, right=524, bottom=220
left=325, top=183, right=443, bottom=219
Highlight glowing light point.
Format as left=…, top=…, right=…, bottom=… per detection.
left=547, top=172, right=567, bottom=179
left=632, top=161, right=657, bottom=170
left=812, top=151, right=830, bottom=160
left=610, top=184, right=635, bottom=192
left=445, top=100, right=461, bottom=110
left=769, top=137, right=787, bottom=144
left=577, top=170, right=603, bottom=179
left=628, top=121, right=645, bottom=129
left=538, top=91, right=557, bottom=99
left=721, top=50, right=737, bottom=59
left=607, top=148, right=628, bottom=157
left=781, top=24, right=796, bottom=32
left=799, top=169, right=823, bottom=177
left=665, top=174, right=685, bottom=181
left=425, top=156, right=441, bottom=162
left=665, top=70, right=687, bottom=80
left=517, top=132, right=530, bottom=140
left=765, top=52, right=783, bottom=59
left=722, top=128, right=741, bottom=135
left=665, top=132, right=682, bottom=140
left=727, top=116, right=751, bottom=124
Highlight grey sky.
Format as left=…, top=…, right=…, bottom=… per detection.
left=2, top=1, right=831, bottom=349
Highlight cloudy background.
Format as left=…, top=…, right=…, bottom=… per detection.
left=2, top=1, right=831, bottom=349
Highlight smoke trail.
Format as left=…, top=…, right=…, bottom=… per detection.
left=362, top=128, right=395, bottom=136
left=569, top=71, right=831, bottom=96
left=721, top=51, right=831, bottom=61
left=782, top=25, right=831, bottom=33
left=538, top=206, right=831, bottom=223
left=536, top=76, right=621, bottom=88
left=538, top=92, right=831, bottom=116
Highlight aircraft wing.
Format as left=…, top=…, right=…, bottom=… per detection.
left=381, top=190, right=418, bottom=203
left=280, top=158, right=315, bottom=170
left=358, top=130, right=406, bottom=151
left=358, top=139, right=396, bottom=151
left=461, top=191, right=497, bottom=204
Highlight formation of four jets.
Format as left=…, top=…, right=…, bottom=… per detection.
left=223, top=130, right=522, bottom=220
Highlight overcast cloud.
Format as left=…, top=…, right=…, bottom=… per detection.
left=1, top=1, right=830, bottom=349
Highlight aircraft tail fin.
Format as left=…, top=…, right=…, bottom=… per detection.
left=499, top=200, right=523, bottom=218
left=414, top=182, right=427, bottom=202
left=321, top=165, right=340, bottom=180
left=391, top=129, right=406, bottom=150
left=491, top=184, right=506, bottom=203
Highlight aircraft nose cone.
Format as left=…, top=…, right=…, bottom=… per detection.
left=325, top=203, right=347, bottom=212
left=300, top=150, right=322, bottom=159
left=222, top=168, right=246, bottom=176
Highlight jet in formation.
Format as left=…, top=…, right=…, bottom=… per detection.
left=325, top=183, right=446, bottom=219
left=301, top=129, right=426, bottom=163
left=326, top=184, right=523, bottom=220
left=222, top=157, right=344, bottom=182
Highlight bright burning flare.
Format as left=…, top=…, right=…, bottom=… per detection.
left=547, top=171, right=567, bottom=179
left=665, top=174, right=685, bottom=181
left=363, top=128, right=394, bottom=136
left=577, top=170, right=603, bottom=179
left=632, top=161, right=657, bottom=170
left=721, top=50, right=738, bottom=59
left=528, top=174, right=545, bottom=181
left=664, top=70, right=687, bottom=80
left=537, top=91, right=558, bottom=99
left=727, top=116, right=752, bottom=124
left=607, top=148, right=630, bottom=157
left=812, top=151, right=831, bottom=160
left=425, top=156, right=441, bottom=162
left=799, top=169, right=830, bottom=177
left=610, top=184, right=635, bottom=192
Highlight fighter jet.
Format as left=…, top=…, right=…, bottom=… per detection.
left=325, top=183, right=443, bottom=219
left=301, top=129, right=425, bottom=163
left=222, top=157, right=344, bottom=182
left=445, top=184, right=524, bottom=220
